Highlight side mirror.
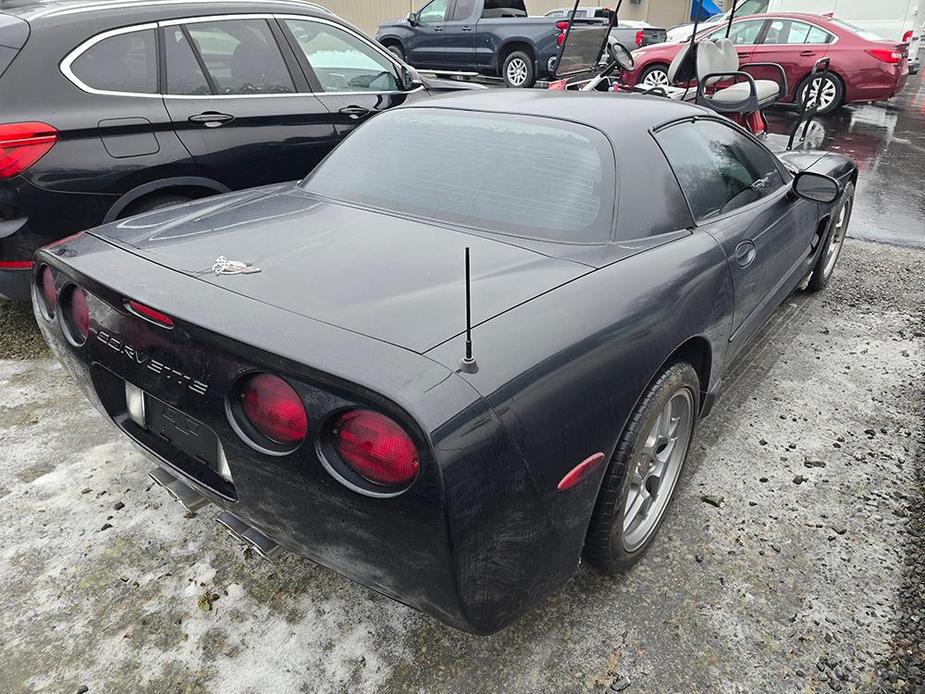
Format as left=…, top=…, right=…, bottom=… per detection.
left=407, top=11, right=418, bottom=26
left=793, top=171, right=840, bottom=203
left=400, top=65, right=424, bottom=91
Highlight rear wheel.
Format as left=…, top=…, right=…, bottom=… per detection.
left=796, top=73, right=844, bottom=115
left=585, top=361, right=699, bottom=572
left=638, top=63, right=670, bottom=89
left=807, top=182, right=854, bottom=292
left=502, top=51, right=535, bottom=88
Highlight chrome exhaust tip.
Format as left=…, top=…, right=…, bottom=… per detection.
left=148, top=467, right=209, bottom=512
left=216, top=510, right=281, bottom=560
left=148, top=467, right=176, bottom=488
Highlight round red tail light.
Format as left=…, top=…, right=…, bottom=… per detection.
left=39, top=266, right=56, bottom=315
left=69, top=287, right=89, bottom=342
left=334, top=410, right=418, bottom=486
left=240, top=374, right=308, bottom=445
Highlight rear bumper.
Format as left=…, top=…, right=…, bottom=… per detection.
left=0, top=178, right=114, bottom=301
left=33, top=235, right=574, bottom=634
left=0, top=267, right=32, bottom=301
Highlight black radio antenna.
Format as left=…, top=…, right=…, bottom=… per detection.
left=459, top=247, right=478, bottom=374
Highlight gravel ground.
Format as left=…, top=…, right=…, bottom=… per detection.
left=0, top=237, right=922, bottom=694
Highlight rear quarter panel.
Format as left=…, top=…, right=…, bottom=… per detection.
left=426, top=231, right=733, bottom=630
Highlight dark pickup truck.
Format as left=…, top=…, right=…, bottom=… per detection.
left=376, top=0, right=605, bottom=88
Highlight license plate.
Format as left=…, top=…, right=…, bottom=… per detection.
left=145, top=395, right=220, bottom=471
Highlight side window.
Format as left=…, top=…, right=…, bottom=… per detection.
left=804, top=25, right=834, bottom=44
left=418, top=0, right=450, bottom=23
left=657, top=120, right=784, bottom=221
left=708, top=20, right=763, bottom=45
left=451, top=0, right=478, bottom=20
left=184, top=19, right=294, bottom=95
left=763, top=19, right=831, bottom=44
left=164, top=27, right=210, bottom=95
left=70, top=29, right=157, bottom=94
left=285, top=20, right=399, bottom=93
left=483, top=0, right=528, bottom=16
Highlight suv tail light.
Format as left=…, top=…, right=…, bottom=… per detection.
left=333, top=410, right=418, bottom=486
left=240, top=374, right=308, bottom=446
left=866, top=48, right=904, bottom=64
left=901, top=30, right=913, bottom=43
left=0, top=122, right=57, bottom=179
left=635, top=30, right=644, bottom=47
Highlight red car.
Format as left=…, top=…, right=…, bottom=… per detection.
left=623, top=13, right=909, bottom=114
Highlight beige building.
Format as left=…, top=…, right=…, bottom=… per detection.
left=321, top=1, right=690, bottom=35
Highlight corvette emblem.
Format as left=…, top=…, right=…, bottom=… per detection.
left=210, top=256, right=261, bottom=276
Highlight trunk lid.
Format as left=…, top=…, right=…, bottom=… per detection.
left=89, top=185, right=590, bottom=353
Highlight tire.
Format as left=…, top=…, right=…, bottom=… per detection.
left=585, top=361, right=700, bottom=572
left=384, top=42, right=405, bottom=61
left=807, top=182, right=854, bottom=292
left=796, top=72, right=844, bottom=115
left=637, top=63, right=671, bottom=89
left=502, top=50, right=535, bottom=88
left=120, top=194, right=192, bottom=218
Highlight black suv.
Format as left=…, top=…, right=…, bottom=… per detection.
left=0, top=0, right=474, bottom=301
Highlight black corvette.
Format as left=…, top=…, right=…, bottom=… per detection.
left=34, top=91, right=856, bottom=634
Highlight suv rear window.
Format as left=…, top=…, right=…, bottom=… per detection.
left=302, top=109, right=615, bottom=243
left=69, top=29, right=157, bottom=94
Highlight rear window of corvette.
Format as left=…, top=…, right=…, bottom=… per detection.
left=301, top=108, right=616, bottom=243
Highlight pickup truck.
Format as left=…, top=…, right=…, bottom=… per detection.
left=544, top=7, right=667, bottom=50
left=376, top=0, right=605, bottom=88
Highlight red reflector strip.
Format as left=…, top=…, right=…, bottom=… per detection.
left=0, top=261, right=33, bottom=270
left=557, top=452, right=606, bottom=492
left=126, top=300, right=175, bottom=328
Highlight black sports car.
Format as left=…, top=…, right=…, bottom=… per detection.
left=33, top=91, right=856, bottom=634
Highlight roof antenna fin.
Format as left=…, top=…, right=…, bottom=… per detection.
left=459, top=247, right=479, bottom=374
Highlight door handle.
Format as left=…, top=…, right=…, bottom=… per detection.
left=339, top=105, right=371, bottom=120
left=433, top=26, right=444, bottom=32
left=800, top=50, right=816, bottom=56
left=734, top=240, right=757, bottom=268
left=461, top=25, right=473, bottom=31
left=188, top=112, right=235, bottom=128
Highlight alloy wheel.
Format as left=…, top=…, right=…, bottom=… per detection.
left=623, top=388, right=694, bottom=552
left=506, top=58, right=528, bottom=87
left=641, top=68, right=670, bottom=88
left=823, top=196, right=851, bottom=278
left=805, top=76, right=838, bottom=112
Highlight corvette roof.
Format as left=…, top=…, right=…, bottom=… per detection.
left=407, top=90, right=710, bottom=140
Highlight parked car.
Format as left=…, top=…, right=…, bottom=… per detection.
left=375, top=0, right=606, bottom=88
left=0, top=0, right=479, bottom=302
left=668, top=0, right=922, bottom=72
left=625, top=13, right=910, bottom=114
left=543, top=7, right=667, bottom=49
left=34, top=89, right=857, bottom=633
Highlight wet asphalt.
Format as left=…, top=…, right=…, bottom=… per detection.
left=765, top=62, right=925, bottom=249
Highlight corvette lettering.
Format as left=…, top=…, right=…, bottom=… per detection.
left=94, top=329, right=208, bottom=396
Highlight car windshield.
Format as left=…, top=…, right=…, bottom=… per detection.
left=829, top=18, right=886, bottom=41
left=301, top=109, right=615, bottom=243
